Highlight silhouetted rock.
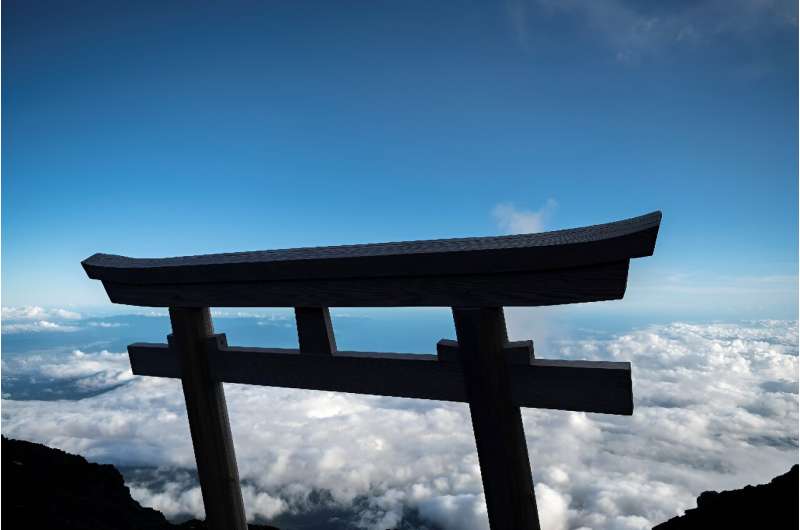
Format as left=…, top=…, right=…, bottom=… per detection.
left=653, top=465, right=798, bottom=530
left=1, top=436, right=278, bottom=530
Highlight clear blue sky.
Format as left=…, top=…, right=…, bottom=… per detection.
left=2, top=1, right=797, bottom=319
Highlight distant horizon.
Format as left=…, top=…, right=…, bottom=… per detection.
left=2, top=302, right=796, bottom=339
left=4, top=204, right=799, bottom=321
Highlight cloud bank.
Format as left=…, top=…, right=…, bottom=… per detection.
left=1, top=320, right=796, bottom=529
left=2, top=306, right=82, bottom=321
left=1, top=306, right=86, bottom=334
left=1, top=320, right=81, bottom=334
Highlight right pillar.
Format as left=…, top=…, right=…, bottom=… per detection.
left=451, top=307, right=540, bottom=530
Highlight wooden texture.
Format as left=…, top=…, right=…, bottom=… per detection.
left=127, top=340, right=633, bottom=414
left=82, top=211, right=660, bottom=284
left=99, top=260, right=630, bottom=308
left=452, top=307, right=539, bottom=530
left=167, top=308, right=247, bottom=530
left=295, top=307, right=336, bottom=354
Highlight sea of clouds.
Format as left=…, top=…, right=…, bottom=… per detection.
left=1, top=312, right=797, bottom=530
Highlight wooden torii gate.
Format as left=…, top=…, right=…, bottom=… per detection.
left=82, top=211, right=661, bottom=530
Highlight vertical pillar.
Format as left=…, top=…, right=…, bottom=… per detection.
left=169, top=307, right=247, bottom=530
left=452, top=307, right=540, bottom=530
left=295, top=307, right=336, bottom=354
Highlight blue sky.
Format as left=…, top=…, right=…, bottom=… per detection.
left=2, top=0, right=797, bottom=319
left=1, top=5, right=798, bottom=529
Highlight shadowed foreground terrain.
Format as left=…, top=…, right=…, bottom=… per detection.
left=653, top=464, right=798, bottom=529
left=1, top=436, right=279, bottom=530
left=2, top=435, right=797, bottom=530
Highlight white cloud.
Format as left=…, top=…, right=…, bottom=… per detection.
left=257, top=320, right=294, bottom=328
left=492, top=199, right=557, bottom=234
left=135, top=310, right=170, bottom=318
left=130, top=478, right=205, bottom=519
left=535, top=483, right=569, bottom=530
left=1, top=320, right=81, bottom=334
left=1, top=320, right=796, bottom=529
left=211, top=310, right=293, bottom=319
left=87, top=322, right=127, bottom=328
left=38, top=350, right=134, bottom=390
left=51, top=308, right=83, bottom=320
left=3, top=350, right=134, bottom=392
left=1, top=306, right=85, bottom=333
left=2, top=306, right=82, bottom=320
left=416, top=494, right=487, bottom=530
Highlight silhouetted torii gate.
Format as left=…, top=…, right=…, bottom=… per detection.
left=82, top=211, right=661, bottom=530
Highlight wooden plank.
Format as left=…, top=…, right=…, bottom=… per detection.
left=512, top=359, right=632, bottom=415
left=101, top=260, right=630, bottom=308
left=127, top=340, right=633, bottom=414
left=451, top=307, right=540, bottom=530
left=295, top=307, right=336, bottom=354
left=210, top=348, right=467, bottom=401
left=82, top=211, right=660, bottom=284
left=138, top=337, right=468, bottom=403
left=167, top=308, right=247, bottom=530
left=128, top=342, right=175, bottom=376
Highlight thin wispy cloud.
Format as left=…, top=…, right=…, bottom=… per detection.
left=507, top=0, right=798, bottom=62
left=620, top=270, right=799, bottom=319
left=87, top=321, right=128, bottom=328
left=492, top=199, right=557, bottom=234
left=2, top=320, right=796, bottom=529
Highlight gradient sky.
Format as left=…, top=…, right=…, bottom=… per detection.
left=2, top=1, right=797, bottom=319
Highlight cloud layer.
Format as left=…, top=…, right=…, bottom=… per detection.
left=1, top=320, right=797, bottom=529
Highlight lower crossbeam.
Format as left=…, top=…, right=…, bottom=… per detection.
left=128, top=336, right=633, bottom=415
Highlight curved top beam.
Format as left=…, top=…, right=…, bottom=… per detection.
left=83, top=211, right=661, bottom=285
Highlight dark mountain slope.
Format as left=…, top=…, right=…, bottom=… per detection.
left=653, top=464, right=798, bottom=530
left=1, top=436, right=278, bottom=530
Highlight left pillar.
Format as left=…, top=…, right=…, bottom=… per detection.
left=169, top=307, right=247, bottom=530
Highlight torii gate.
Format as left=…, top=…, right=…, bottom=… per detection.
left=82, top=211, right=661, bottom=530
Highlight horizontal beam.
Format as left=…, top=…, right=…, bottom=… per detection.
left=128, top=337, right=633, bottom=415
left=103, top=260, right=630, bottom=308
